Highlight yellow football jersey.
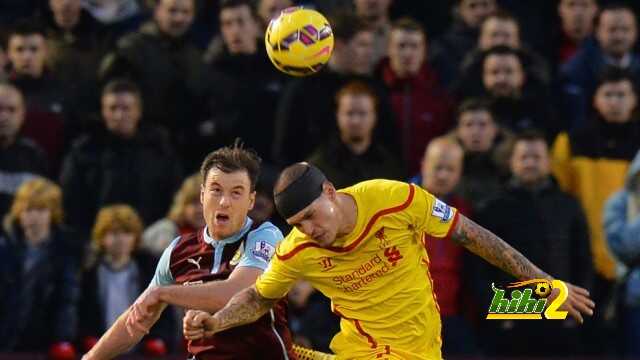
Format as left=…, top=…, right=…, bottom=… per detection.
left=256, top=180, right=459, bottom=360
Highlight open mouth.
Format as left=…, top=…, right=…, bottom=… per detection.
left=215, top=213, right=230, bottom=225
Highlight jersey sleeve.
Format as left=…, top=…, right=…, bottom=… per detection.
left=254, top=241, right=302, bottom=300
left=407, top=185, right=459, bottom=238
left=148, top=236, right=180, bottom=287
left=237, top=223, right=283, bottom=271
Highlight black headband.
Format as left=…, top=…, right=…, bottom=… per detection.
left=274, top=165, right=326, bottom=219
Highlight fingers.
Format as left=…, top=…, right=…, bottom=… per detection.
left=183, top=310, right=210, bottom=341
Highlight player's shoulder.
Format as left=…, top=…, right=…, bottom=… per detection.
left=341, top=179, right=418, bottom=207
left=274, top=227, right=315, bottom=259
left=246, top=221, right=284, bottom=245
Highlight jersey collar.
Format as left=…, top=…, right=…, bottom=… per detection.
left=203, top=217, right=253, bottom=246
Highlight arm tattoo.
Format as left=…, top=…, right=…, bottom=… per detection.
left=212, top=285, right=277, bottom=333
left=451, top=214, right=552, bottom=281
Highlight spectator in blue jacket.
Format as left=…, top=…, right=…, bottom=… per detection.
left=560, top=4, right=640, bottom=131
left=604, top=149, right=640, bottom=357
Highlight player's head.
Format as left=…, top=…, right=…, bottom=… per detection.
left=478, top=10, right=520, bottom=50
left=330, top=12, right=375, bottom=75
left=154, top=0, right=195, bottom=38
left=200, top=141, right=260, bottom=240
left=92, top=204, right=143, bottom=262
left=593, top=67, right=637, bottom=123
left=335, top=81, right=378, bottom=146
left=7, top=20, right=48, bottom=78
left=168, top=173, right=205, bottom=229
left=421, top=137, right=464, bottom=197
left=388, top=17, right=426, bottom=78
left=482, top=46, right=526, bottom=98
left=0, top=83, right=26, bottom=147
left=595, top=4, right=637, bottom=59
left=101, top=79, right=143, bottom=138
left=455, top=0, right=497, bottom=29
left=274, top=163, right=340, bottom=247
left=219, top=0, right=259, bottom=55
left=509, top=130, right=551, bottom=187
left=558, top=0, right=598, bottom=43
left=5, top=177, right=63, bottom=233
left=455, top=98, right=498, bottom=153
left=49, top=0, right=82, bottom=31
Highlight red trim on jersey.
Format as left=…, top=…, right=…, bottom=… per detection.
left=333, top=308, right=378, bottom=349
left=277, top=184, right=416, bottom=260
left=421, top=249, right=441, bottom=314
left=376, top=345, right=391, bottom=357
left=444, top=211, right=460, bottom=240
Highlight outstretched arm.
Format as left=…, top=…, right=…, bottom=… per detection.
left=450, top=214, right=552, bottom=281
left=183, top=285, right=278, bottom=340
left=450, top=214, right=595, bottom=323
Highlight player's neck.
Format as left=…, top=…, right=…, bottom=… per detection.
left=335, top=193, right=358, bottom=238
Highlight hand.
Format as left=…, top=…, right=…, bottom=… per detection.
left=548, top=281, right=595, bottom=324
left=183, top=310, right=217, bottom=340
left=125, top=287, right=162, bottom=336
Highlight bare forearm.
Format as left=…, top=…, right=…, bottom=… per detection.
left=156, top=280, right=242, bottom=313
left=84, top=311, right=145, bottom=359
left=452, top=215, right=552, bottom=281
left=210, top=285, right=276, bottom=333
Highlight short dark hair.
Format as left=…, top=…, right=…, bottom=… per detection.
left=329, top=12, right=370, bottom=42
left=483, top=9, right=518, bottom=26
left=481, top=45, right=524, bottom=67
left=596, top=66, right=638, bottom=94
left=510, top=129, right=549, bottom=156
left=456, top=98, right=495, bottom=123
left=8, top=19, right=46, bottom=40
left=102, top=78, right=143, bottom=101
left=219, top=0, right=257, bottom=17
left=391, top=17, right=426, bottom=37
left=274, top=162, right=312, bottom=196
left=200, top=140, right=262, bottom=191
left=596, top=3, right=635, bottom=28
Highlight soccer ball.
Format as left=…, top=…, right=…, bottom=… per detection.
left=534, top=281, right=552, bottom=298
left=265, top=7, right=334, bottom=76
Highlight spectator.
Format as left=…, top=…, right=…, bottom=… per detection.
left=552, top=68, right=640, bottom=325
left=476, top=130, right=593, bottom=357
left=0, top=44, right=7, bottom=81
left=377, top=17, right=454, bottom=173
left=456, top=11, right=551, bottom=92
left=60, top=79, right=182, bottom=234
left=142, top=173, right=204, bottom=257
left=0, top=178, right=80, bottom=353
left=353, top=0, right=393, bottom=66
left=79, top=204, right=173, bottom=355
left=561, top=4, right=640, bottom=131
left=307, top=81, right=404, bottom=189
left=256, top=0, right=292, bottom=32
left=452, top=98, right=510, bottom=210
left=418, top=137, right=477, bottom=357
left=0, top=83, right=47, bottom=218
left=604, top=149, right=640, bottom=358
left=430, top=0, right=497, bottom=88
left=273, top=12, right=397, bottom=165
left=99, top=0, right=210, bottom=158
left=81, top=0, right=148, bottom=38
left=457, top=46, right=557, bottom=139
left=6, top=20, right=71, bottom=171
left=556, top=0, right=599, bottom=64
left=202, top=0, right=288, bottom=166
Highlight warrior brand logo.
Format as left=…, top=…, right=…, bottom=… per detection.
left=319, top=257, right=335, bottom=271
left=187, top=257, right=203, bottom=270
left=383, top=246, right=403, bottom=267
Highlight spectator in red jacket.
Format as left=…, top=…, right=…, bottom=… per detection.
left=418, top=136, right=477, bottom=357
left=377, top=17, right=454, bottom=174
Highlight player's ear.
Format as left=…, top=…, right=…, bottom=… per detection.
left=323, top=181, right=336, bottom=200
left=248, top=190, right=256, bottom=210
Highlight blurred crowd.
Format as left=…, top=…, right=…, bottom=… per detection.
left=0, top=0, right=640, bottom=358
